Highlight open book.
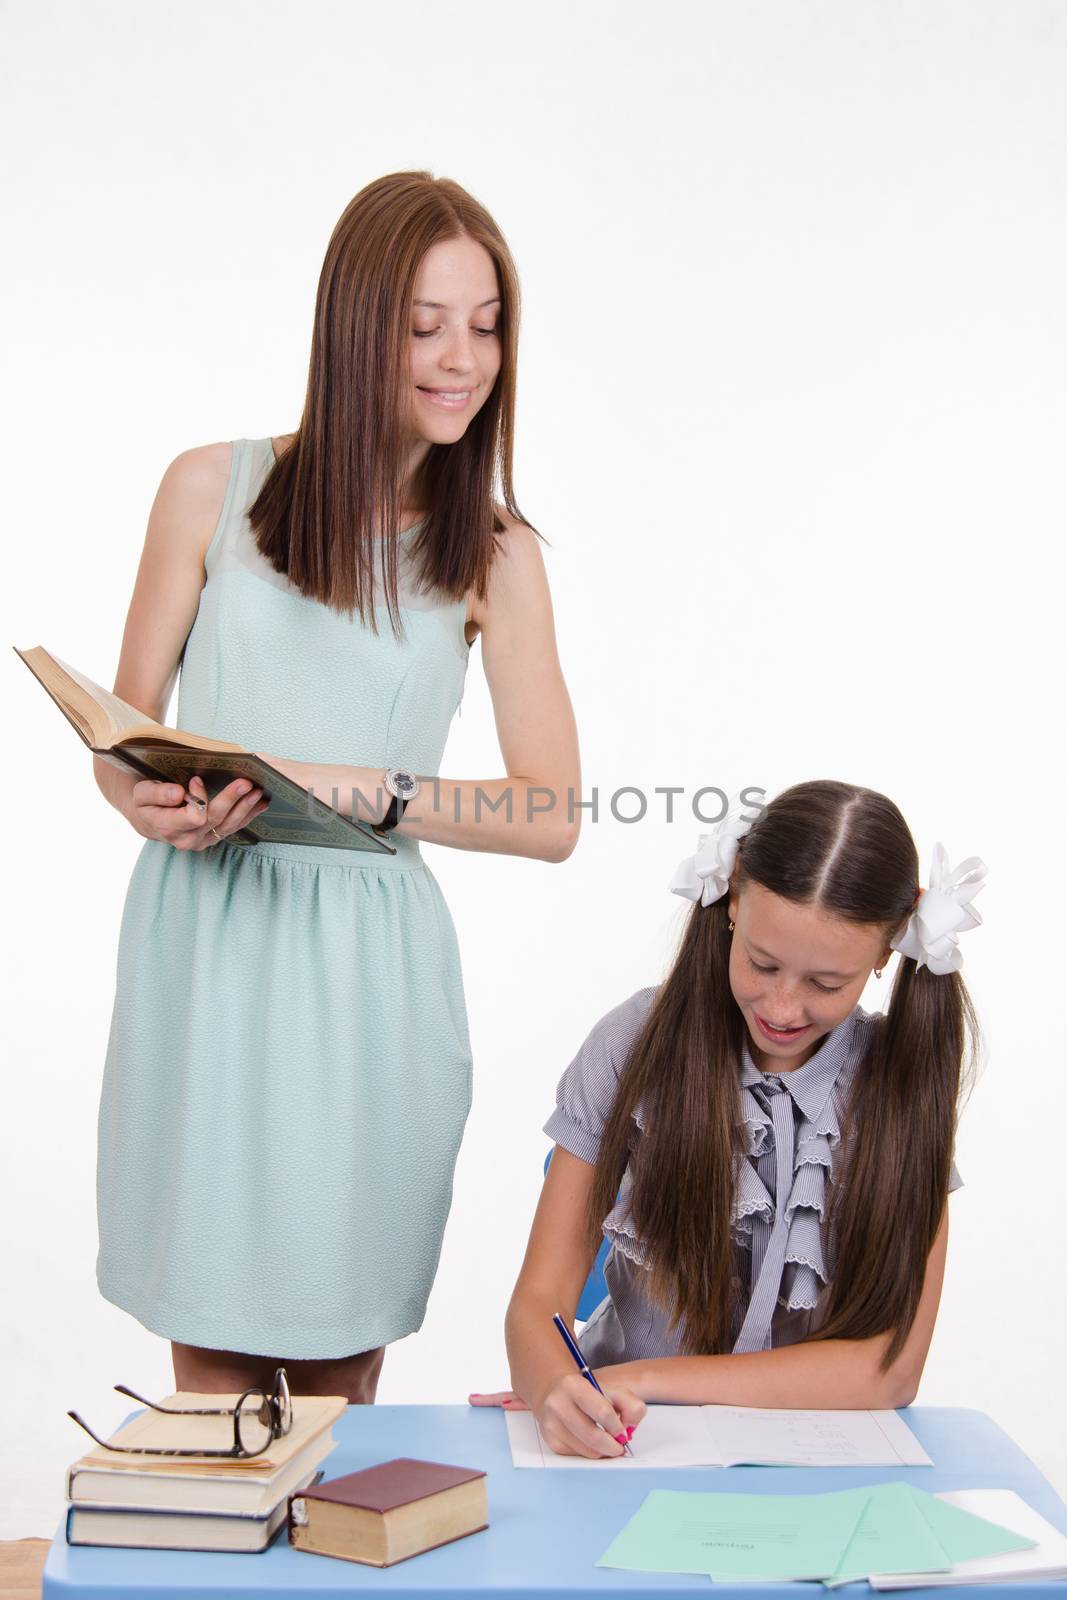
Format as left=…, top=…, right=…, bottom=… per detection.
left=15, top=646, right=395, bottom=853
left=506, top=1404, right=933, bottom=1469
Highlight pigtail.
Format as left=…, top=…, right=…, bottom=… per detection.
left=588, top=896, right=746, bottom=1354
left=817, top=957, right=978, bottom=1363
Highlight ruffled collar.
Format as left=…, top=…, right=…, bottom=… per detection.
left=603, top=1007, right=876, bottom=1350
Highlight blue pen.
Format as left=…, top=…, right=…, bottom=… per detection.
left=552, top=1312, right=634, bottom=1457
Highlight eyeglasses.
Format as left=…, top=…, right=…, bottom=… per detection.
left=67, top=1367, right=293, bottom=1460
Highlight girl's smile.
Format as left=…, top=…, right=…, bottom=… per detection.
left=728, top=881, right=890, bottom=1072
left=753, top=1014, right=813, bottom=1045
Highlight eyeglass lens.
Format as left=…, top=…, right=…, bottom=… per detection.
left=274, top=1369, right=293, bottom=1434
left=234, top=1390, right=273, bottom=1456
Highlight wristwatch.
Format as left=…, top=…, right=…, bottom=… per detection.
left=372, top=768, right=421, bottom=834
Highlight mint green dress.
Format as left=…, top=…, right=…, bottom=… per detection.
left=96, top=437, right=473, bottom=1359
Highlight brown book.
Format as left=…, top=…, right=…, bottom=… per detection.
left=288, top=1458, right=488, bottom=1568
left=14, top=645, right=395, bottom=854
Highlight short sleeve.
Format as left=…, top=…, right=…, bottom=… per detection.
left=543, top=987, right=658, bottom=1164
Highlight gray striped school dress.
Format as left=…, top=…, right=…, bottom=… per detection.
left=543, top=988, right=962, bottom=1366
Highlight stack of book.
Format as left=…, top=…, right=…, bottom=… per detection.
left=65, top=1392, right=346, bottom=1553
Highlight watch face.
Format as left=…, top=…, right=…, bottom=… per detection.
left=390, top=769, right=419, bottom=798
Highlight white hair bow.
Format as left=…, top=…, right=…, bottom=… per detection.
left=669, top=807, right=757, bottom=907
left=890, top=843, right=987, bottom=975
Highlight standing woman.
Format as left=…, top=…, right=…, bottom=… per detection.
left=92, top=172, right=580, bottom=1403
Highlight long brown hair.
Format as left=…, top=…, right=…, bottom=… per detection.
left=249, top=171, right=529, bottom=635
left=589, top=780, right=978, bottom=1365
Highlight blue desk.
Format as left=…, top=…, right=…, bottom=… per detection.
left=43, top=1406, right=1067, bottom=1599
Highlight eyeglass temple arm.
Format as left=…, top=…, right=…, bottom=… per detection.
left=67, top=1411, right=113, bottom=1449
left=113, top=1383, right=237, bottom=1416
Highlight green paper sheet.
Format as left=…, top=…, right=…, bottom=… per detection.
left=825, top=1483, right=953, bottom=1586
left=595, top=1487, right=870, bottom=1581
left=908, top=1487, right=1037, bottom=1564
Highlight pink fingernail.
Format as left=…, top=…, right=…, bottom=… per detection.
left=614, top=1433, right=627, bottom=1445
left=626, top=1426, right=635, bottom=1438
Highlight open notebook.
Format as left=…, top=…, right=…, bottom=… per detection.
left=506, top=1404, right=932, bottom=1469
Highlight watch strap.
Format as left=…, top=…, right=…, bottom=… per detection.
left=373, top=793, right=406, bottom=835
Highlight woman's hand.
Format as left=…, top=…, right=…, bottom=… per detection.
left=124, top=772, right=268, bottom=849
left=535, top=1374, right=645, bottom=1460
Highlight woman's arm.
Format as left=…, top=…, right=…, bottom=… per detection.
left=599, top=1209, right=950, bottom=1411
left=260, top=518, right=582, bottom=863
left=504, top=1146, right=647, bottom=1458
left=94, top=444, right=270, bottom=844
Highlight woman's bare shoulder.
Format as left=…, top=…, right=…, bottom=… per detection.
left=142, top=441, right=237, bottom=569
left=156, top=441, right=234, bottom=516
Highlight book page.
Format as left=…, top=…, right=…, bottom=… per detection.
left=506, top=1404, right=931, bottom=1469
left=505, top=1405, right=722, bottom=1468
left=705, top=1406, right=933, bottom=1468
left=50, top=654, right=163, bottom=740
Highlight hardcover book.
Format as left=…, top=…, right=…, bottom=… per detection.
left=288, top=1457, right=488, bottom=1568
left=15, top=645, right=396, bottom=853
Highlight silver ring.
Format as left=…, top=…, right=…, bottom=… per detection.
left=210, top=825, right=222, bottom=843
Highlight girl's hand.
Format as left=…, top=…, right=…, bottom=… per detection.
left=124, top=772, right=268, bottom=849
left=468, top=1391, right=530, bottom=1410
left=536, top=1373, right=646, bottom=1460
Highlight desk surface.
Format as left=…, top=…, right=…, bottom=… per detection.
left=43, top=1406, right=1067, bottom=1599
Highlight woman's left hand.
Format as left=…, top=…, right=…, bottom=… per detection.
left=468, top=1390, right=530, bottom=1410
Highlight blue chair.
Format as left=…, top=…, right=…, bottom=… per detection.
left=543, top=1149, right=611, bottom=1321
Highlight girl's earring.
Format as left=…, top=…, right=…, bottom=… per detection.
left=728, top=919, right=735, bottom=931
left=874, top=966, right=884, bottom=979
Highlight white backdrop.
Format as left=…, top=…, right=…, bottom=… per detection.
left=3, top=0, right=1065, bottom=1542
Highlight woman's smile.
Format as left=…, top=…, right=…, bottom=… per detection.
left=417, top=385, right=476, bottom=409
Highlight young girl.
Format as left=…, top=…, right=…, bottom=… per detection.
left=91, top=171, right=580, bottom=1402
left=477, top=781, right=985, bottom=1458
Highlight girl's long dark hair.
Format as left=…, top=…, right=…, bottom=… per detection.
left=249, top=170, right=530, bottom=636
left=588, top=781, right=978, bottom=1365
